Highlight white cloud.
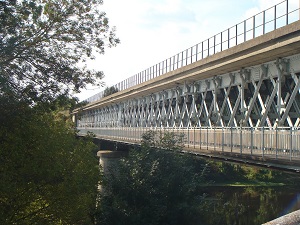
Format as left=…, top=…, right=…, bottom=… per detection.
left=244, top=0, right=299, bottom=19
left=75, top=0, right=299, bottom=100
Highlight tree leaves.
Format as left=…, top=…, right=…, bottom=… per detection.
left=103, top=86, right=118, bottom=97
left=0, top=0, right=120, bottom=102
left=0, top=96, right=100, bottom=224
left=0, top=1, right=114, bottom=222
left=96, top=131, right=208, bottom=225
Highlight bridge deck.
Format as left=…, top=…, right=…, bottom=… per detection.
left=74, top=4, right=300, bottom=170
left=79, top=127, right=300, bottom=172
left=79, top=20, right=300, bottom=111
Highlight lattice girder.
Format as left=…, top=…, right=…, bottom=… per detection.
left=77, top=54, right=300, bottom=129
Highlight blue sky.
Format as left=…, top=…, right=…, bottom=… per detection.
left=75, top=0, right=299, bottom=100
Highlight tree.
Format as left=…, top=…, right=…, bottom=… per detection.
left=0, top=96, right=100, bottom=224
left=95, top=130, right=209, bottom=225
left=0, top=0, right=119, bottom=102
left=0, top=1, right=118, bottom=224
left=103, top=86, right=119, bottom=97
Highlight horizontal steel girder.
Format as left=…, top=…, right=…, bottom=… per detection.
left=77, top=53, right=300, bottom=129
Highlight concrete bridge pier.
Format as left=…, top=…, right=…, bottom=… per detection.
left=97, top=150, right=127, bottom=176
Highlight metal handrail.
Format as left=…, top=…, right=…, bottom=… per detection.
left=86, top=0, right=300, bottom=103
left=78, top=126, right=300, bottom=161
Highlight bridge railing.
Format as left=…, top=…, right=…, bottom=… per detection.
left=86, top=0, right=300, bottom=103
left=78, top=126, right=300, bottom=161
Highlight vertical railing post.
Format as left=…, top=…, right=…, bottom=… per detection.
left=276, top=126, right=278, bottom=159
left=149, top=67, right=151, bottom=80
left=201, top=41, right=204, bottom=59
left=251, top=127, right=253, bottom=155
left=253, top=15, right=255, bottom=39
left=134, top=74, right=136, bottom=86
left=213, top=35, right=216, bottom=54
left=134, top=126, right=136, bottom=142
left=207, top=126, right=209, bottom=150
left=235, top=24, right=238, bottom=46
left=262, top=127, right=265, bottom=160
left=153, top=65, right=155, bottom=79
left=274, top=4, right=277, bottom=30
left=263, top=10, right=265, bottom=34
left=290, top=127, right=293, bottom=161
left=200, top=126, right=202, bottom=149
left=231, top=126, right=233, bottom=153
left=286, top=0, right=289, bottom=25
left=214, top=126, right=216, bottom=151
left=165, top=59, right=167, bottom=73
left=228, top=28, right=230, bottom=49
left=159, top=62, right=161, bottom=76
left=172, top=56, right=175, bottom=70
left=222, top=126, right=224, bottom=152
left=244, top=20, right=246, bottom=42
left=240, top=126, right=243, bottom=155
left=208, top=38, right=210, bottom=56
left=187, top=126, right=190, bottom=148
left=191, top=47, right=193, bottom=64
left=186, top=49, right=188, bottom=66
left=195, top=44, right=198, bottom=61
left=194, top=126, right=196, bottom=149
left=221, top=32, right=223, bottom=51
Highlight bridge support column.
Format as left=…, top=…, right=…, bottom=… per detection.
left=97, top=150, right=126, bottom=176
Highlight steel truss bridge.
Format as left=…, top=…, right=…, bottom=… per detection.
left=73, top=1, right=300, bottom=170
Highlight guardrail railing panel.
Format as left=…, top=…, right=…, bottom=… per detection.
left=78, top=126, right=300, bottom=162
left=86, top=0, right=300, bottom=103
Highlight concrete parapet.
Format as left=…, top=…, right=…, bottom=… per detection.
left=262, top=209, right=300, bottom=225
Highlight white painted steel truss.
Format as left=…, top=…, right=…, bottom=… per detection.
left=78, top=54, right=300, bottom=129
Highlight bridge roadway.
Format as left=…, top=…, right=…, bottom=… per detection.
left=74, top=6, right=300, bottom=170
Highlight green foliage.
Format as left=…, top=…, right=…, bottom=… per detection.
left=35, top=94, right=89, bottom=116
left=0, top=96, right=100, bottom=224
left=205, top=162, right=246, bottom=182
left=202, top=160, right=296, bottom=186
left=95, top=131, right=209, bottom=225
left=93, top=130, right=299, bottom=224
left=103, top=86, right=119, bottom=97
left=244, top=167, right=277, bottom=181
left=0, top=0, right=120, bottom=102
left=0, top=1, right=118, bottom=223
